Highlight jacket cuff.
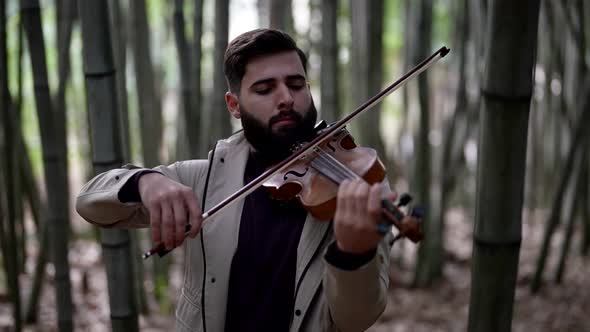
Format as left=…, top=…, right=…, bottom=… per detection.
left=118, top=170, right=160, bottom=203
left=76, top=167, right=157, bottom=227
left=324, top=242, right=376, bottom=271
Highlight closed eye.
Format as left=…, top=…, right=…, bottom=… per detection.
left=288, top=82, right=305, bottom=91
left=254, top=87, right=272, bottom=95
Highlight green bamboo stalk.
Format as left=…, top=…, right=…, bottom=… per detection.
left=531, top=82, right=590, bottom=293
left=25, top=224, right=48, bottom=323
left=21, top=130, right=48, bottom=322
left=554, top=151, right=587, bottom=283
left=78, top=1, right=139, bottom=330
left=20, top=1, right=74, bottom=329
left=319, top=0, right=338, bottom=124
left=582, top=159, right=590, bottom=255
left=130, top=0, right=170, bottom=297
left=108, top=0, right=131, bottom=162
left=108, top=0, right=148, bottom=314
left=437, top=0, right=470, bottom=276
left=173, top=0, right=193, bottom=160
left=202, top=0, right=230, bottom=152
left=467, top=1, right=540, bottom=331
left=191, top=0, right=203, bottom=157
left=269, top=0, right=293, bottom=34
left=54, top=0, right=76, bottom=232
left=412, top=0, right=439, bottom=287
left=130, top=231, right=149, bottom=314
left=2, top=0, right=22, bottom=329
left=129, top=0, right=162, bottom=168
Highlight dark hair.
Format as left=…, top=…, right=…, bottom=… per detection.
left=223, top=29, right=307, bottom=94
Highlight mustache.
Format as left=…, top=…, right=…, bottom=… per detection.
left=269, top=110, right=303, bottom=126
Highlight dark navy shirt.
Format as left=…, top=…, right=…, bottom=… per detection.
left=224, top=153, right=307, bottom=332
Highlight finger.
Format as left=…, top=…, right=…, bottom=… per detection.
left=352, top=180, right=369, bottom=216
left=184, top=190, right=203, bottom=238
left=161, top=203, right=175, bottom=250
left=336, top=179, right=352, bottom=220
left=387, top=190, right=398, bottom=202
left=149, top=204, right=162, bottom=245
left=368, top=183, right=382, bottom=223
left=172, top=198, right=187, bottom=246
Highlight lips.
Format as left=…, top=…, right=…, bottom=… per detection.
left=273, top=117, right=297, bottom=125
left=270, top=113, right=300, bottom=127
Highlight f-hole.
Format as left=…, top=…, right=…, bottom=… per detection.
left=284, top=167, right=309, bottom=180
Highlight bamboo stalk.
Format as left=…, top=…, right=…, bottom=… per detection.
left=108, top=0, right=131, bottom=162
left=191, top=0, right=203, bottom=157
left=21, top=129, right=48, bottom=322
left=554, top=151, right=587, bottom=283
left=20, top=0, right=74, bottom=329
left=202, top=0, right=230, bottom=151
left=467, top=1, right=541, bottom=331
left=129, top=0, right=162, bottom=168
left=531, top=81, right=590, bottom=293
left=319, top=0, right=338, bottom=124
left=412, top=0, right=438, bottom=287
left=78, top=1, right=139, bottom=330
left=1, top=0, right=23, bottom=329
left=173, top=0, right=193, bottom=160
left=582, top=159, right=590, bottom=255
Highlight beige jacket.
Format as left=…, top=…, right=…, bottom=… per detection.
left=76, top=132, right=391, bottom=332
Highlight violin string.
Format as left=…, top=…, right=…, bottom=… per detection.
left=309, top=153, right=345, bottom=184
left=309, top=150, right=348, bottom=184
left=312, top=150, right=347, bottom=182
left=310, top=148, right=360, bottom=184
left=315, top=151, right=358, bottom=182
left=321, top=151, right=361, bottom=180
left=319, top=149, right=359, bottom=182
left=317, top=147, right=361, bottom=181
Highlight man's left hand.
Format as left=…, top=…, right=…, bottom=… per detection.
left=333, top=179, right=396, bottom=255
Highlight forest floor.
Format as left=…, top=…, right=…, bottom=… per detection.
left=1, top=207, right=589, bottom=332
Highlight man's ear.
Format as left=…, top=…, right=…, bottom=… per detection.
left=225, top=92, right=241, bottom=119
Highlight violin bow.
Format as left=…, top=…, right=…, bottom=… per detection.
left=143, top=46, right=450, bottom=259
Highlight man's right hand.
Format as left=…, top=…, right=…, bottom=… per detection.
left=138, top=173, right=203, bottom=250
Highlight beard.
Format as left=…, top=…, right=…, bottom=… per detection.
left=240, top=101, right=318, bottom=164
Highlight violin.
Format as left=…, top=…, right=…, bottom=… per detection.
left=143, top=46, right=450, bottom=259
left=264, top=122, right=423, bottom=242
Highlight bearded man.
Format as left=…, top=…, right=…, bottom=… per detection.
left=77, top=28, right=396, bottom=332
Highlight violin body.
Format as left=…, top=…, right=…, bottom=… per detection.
left=263, top=128, right=386, bottom=221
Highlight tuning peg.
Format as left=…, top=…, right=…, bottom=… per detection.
left=397, top=193, right=413, bottom=207
left=410, top=206, right=425, bottom=219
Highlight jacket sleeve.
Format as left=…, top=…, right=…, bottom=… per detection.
left=323, top=235, right=392, bottom=332
left=323, top=179, right=394, bottom=331
left=75, top=160, right=208, bottom=228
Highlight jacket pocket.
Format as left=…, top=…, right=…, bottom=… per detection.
left=175, top=288, right=203, bottom=332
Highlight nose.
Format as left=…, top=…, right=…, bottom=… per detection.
left=276, top=83, right=294, bottom=111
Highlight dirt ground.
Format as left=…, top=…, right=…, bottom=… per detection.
left=1, top=207, right=589, bottom=332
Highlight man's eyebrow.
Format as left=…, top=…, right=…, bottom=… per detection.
left=285, top=74, right=306, bottom=81
left=250, top=78, right=275, bottom=87
left=249, top=74, right=307, bottom=88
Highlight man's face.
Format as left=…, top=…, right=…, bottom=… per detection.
left=225, top=51, right=317, bottom=162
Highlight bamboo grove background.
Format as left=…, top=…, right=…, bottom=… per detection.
left=0, top=0, right=589, bottom=331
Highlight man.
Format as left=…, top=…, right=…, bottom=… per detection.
left=77, top=29, right=398, bottom=332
